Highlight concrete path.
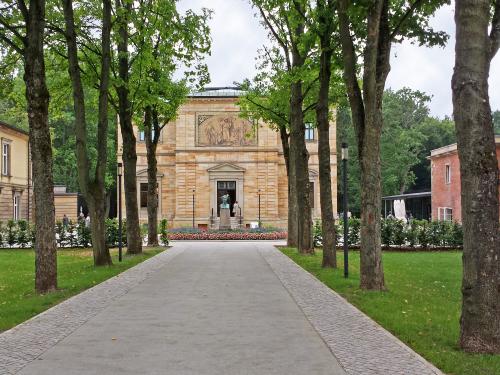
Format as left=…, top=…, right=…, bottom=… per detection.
left=14, top=242, right=346, bottom=375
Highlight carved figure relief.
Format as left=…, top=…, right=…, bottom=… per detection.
left=197, top=113, right=257, bottom=146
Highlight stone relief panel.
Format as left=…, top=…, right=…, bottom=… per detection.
left=197, top=113, right=257, bottom=147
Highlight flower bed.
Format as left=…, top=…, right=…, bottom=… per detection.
left=168, top=231, right=287, bottom=241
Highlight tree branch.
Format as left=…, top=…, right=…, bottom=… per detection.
left=0, top=30, right=23, bottom=54
left=257, top=6, right=291, bottom=70
left=16, top=0, right=28, bottom=22
left=245, top=95, right=289, bottom=126
left=389, top=0, right=424, bottom=40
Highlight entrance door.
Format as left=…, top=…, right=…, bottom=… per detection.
left=217, top=181, right=236, bottom=217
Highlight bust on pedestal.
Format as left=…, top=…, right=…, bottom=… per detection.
left=219, top=194, right=231, bottom=230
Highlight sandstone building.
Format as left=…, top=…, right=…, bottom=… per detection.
left=0, top=121, right=31, bottom=222
left=117, top=88, right=337, bottom=229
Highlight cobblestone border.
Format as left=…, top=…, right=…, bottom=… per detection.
left=258, top=245, right=444, bottom=375
left=0, top=247, right=184, bottom=374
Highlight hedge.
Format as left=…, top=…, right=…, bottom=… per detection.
left=314, top=218, right=463, bottom=249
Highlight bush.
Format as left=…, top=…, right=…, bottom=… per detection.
left=105, top=218, right=119, bottom=246
left=405, top=220, right=419, bottom=247
left=159, top=219, right=169, bottom=246
left=392, top=220, right=406, bottom=247
left=313, top=220, right=323, bottom=247
left=381, top=219, right=394, bottom=246
left=348, top=217, right=360, bottom=246
left=67, top=220, right=77, bottom=247
left=77, top=222, right=92, bottom=248
left=0, top=220, right=3, bottom=247
left=6, top=220, right=16, bottom=248
left=16, top=220, right=29, bottom=248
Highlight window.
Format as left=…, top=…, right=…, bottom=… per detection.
left=138, top=129, right=155, bottom=142
left=438, top=207, right=453, bottom=221
left=305, top=123, right=314, bottom=141
left=140, top=183, right=148, bottom=208
left=445, top=164, right=451, bottom=184
left=13, top=195, right=20, bottom=220
left=2, top=141, right=10, bottom=176
left=309, top=181, right=315, bottom=208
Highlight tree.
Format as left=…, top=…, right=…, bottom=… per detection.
left=452, top=0, right=500, bottom=353
left=131, top=1, right=210, bottom=246
left=251, top=0, right=314, bottom=253
left=337, top=0, right=447, bottom=290
left=61, top=0, right=113, bottom=265
left=0, top=0, right=57, bottom=293
left=114, top=0, right=142, bottom=254
left=239, top=55, right=302, bottom=249
left=314, top=0, right=340, bottom=267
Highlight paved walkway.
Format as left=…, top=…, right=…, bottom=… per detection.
left=0, top=242, right=442, bottom=375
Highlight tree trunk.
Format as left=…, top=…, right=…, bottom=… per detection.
left=279, top=126, right=297, bottom=247
left=316, top=22, right=336, bottom=267
left=289, top=81, right=313, bottom=253
left=61, top=0, right=112, bottom=266
left=23, top=0, right=57, bottom=293
left=87, top=197, right=111, bottom=265
left=144, top=106, right=159, bottom=246
left=338, top=0, right=387, bottom=290
left=116, top=0, right=142, bottom=254
left=453, top=0, right=500, bottom=354
left=358, top=112, right=385, bottom=289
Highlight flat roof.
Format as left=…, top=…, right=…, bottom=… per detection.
left=382, top=191, right=431, bottom=200
left=0, top=120, right=29, bottom=136
left=188, top=87, right=246, bottom=98
left=430, top=135, right=500, bottom=157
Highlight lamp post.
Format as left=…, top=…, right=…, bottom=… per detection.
left=192, top=189, right=195, bottom=228
left=258, top=189, right=261, bottom=228
left=342, top=143, right=348, bottom=278
left=117, top=162, right=123, bottom=262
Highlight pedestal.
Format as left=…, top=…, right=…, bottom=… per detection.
left=219, top=208, right=231, bottom=230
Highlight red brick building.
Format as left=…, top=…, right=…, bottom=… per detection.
left=430, top=136, right=500, bottom=223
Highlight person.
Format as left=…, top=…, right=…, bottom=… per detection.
left=62, top=214, right=69, bottom=228
left=232, top=201, right=240, bottom=217
left=78, top=212, right=85, bottom=223
left=85, top=215, right=90, bottom=228
left=386, top=211, right=395, bottom=220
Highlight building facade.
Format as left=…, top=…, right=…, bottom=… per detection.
left=117, top=88, right=337, bottom=229
left=0, top=121, right=31, bottom=222
left=430, top=136, right=500, bottom=223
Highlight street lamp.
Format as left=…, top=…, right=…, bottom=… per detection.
left=342, top=143, right=348, bottom=278
left=117, top=162, right=123, bottom=262
left=192, top=189, right=195, bottom=228
left=258, top=189, right=261, bottom=228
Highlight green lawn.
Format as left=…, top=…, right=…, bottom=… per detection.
left=280, top=248, right=500, bottom=375
left=0, top=247, right=164, bottom=332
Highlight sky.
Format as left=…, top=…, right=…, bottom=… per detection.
left=178, top=0, right=500, bottom=118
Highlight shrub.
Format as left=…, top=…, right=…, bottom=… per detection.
left=313, top=220, right=322, bottom=247
left=77, top=222, right=92, bottom=247
left=416, top=220, right=430, bottom=248
left=381, top=219, right=394, bottom=246
left=348, top=217, right=360, bottom=246
left=405, top=220, right=419, bottom=247
left=67, top=220, right=77, bottom=247
left=105, top=218, right=119, bottom=246
left=6, top=220, right=16, bottom=248
left=16, top=220, right=29, bottom=248
left=0, top=220, right=4, bottom=247
left=159, top=219, right=169, bottom=246
left=392, top=220, right=406, bottom=247
left=55, top=221, right=66, bottom=248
